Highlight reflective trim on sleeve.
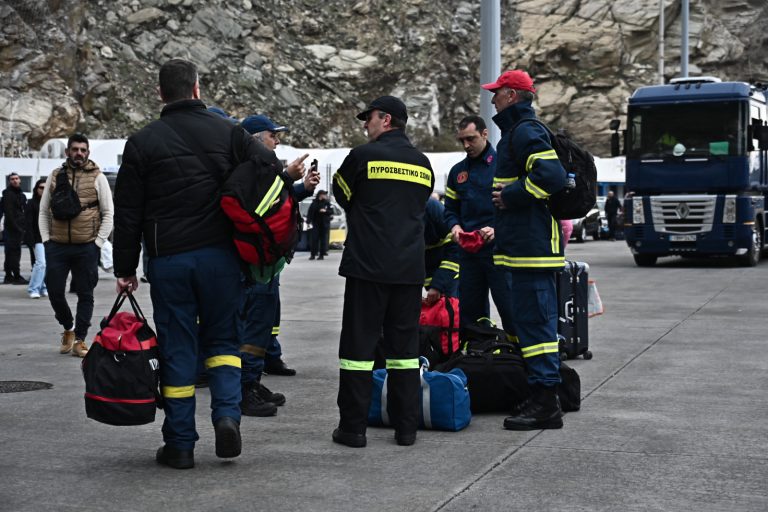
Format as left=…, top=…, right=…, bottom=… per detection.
left=385, top=358, right=421, bottom=370
left=426, top=234, right=453, bottom=250
left=439, top=260, right=460, bottom=272
left=493, top=176, right=518, bottom=188
left=524, top=177, right=550, bottom=199
left=204, top=355, right=242, bottom=369
left=367, top=161, right=432, bottom=188
left=240, top=344, right=267, bottom=357
left=255, top=176, right=284, bottom=216
left=333, top=172, right=352, bottom=201
left=520, top=342, right=560, bottom=358
left=339, top=358, right=374, bottom=371
left=445, top=187, right=458, bottom=200
left=424, top=277, right=433, bottom=287
left=271, top=326, right=280, bottom=336
left=525, top=149, right=558, bottom=174
left=506, top=333, right=519, bottom=343
left=162, top=385, right=195, bottom=398
left=493, top=254, right=565, bottom=269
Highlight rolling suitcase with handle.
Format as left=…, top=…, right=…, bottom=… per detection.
left=557, top=260, right=592, bottom=360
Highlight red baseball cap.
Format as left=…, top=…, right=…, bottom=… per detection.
left=481, top=70, right=536, bottom=93
left=457, top=230, right=486, bottom=254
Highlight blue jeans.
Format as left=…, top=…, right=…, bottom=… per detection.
left=28, top=243, right=47, bottom=296
left=239, top=276, right=279, bottom=384
left=148, top=244, right=242, bottom=451
left=458, top=253, right=515, bottom=334
left=45, top=241, right=99, bottom=339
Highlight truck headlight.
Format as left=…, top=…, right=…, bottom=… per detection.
left=723, top=196, right=736, bottom=224
left=632, top=198, right=645, bottom=224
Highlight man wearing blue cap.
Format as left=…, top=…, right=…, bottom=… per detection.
left=236, top=114, right=319, bottom=416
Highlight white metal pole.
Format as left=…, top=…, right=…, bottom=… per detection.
left=659, top=0, right=665, bottom=84
left=681, top=0, right=689, bottom=77
left=480, top=0, right=501, bottom=145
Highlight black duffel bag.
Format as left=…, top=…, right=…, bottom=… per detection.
left=435, top=341, right=528, bottom=413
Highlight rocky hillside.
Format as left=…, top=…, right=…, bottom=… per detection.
left=1, top=0, right=767, bottom=158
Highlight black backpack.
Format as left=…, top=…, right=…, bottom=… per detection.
left=512, top=119, right=597, bottom=220
left=50, top=167, right=99, bottom=221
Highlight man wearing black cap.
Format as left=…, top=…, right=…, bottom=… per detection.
left=485, top=70, right=568, bottom=431
left=331, top=95, right=434, bottom=448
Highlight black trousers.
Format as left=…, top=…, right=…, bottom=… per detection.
left=3, top=230, right=22, bottom=277
left=310, top=224, right=329, bottom=257
left=45, top=241, right=99, bottom=339
left=337, top=277, right=421, bottom=435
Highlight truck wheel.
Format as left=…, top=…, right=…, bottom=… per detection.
left=575, top=224, right=586, bottom=243
left=633, top=254, right=657, bottom=267
left=740, top=222, right=762, bottom=267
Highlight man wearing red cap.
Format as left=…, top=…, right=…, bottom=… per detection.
left=484, top=69, right=568, bottom=430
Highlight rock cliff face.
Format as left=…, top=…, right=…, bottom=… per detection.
left=1, top=0, right=767, bottom=157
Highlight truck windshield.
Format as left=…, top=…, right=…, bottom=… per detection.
left=627, top=101, right=745, bottom=159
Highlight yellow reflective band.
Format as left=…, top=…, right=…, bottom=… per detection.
left=240, top=344, right=266, bottom=357
left=525, top=177, right=550, bottom=199
left=255, top=176, right=284, bottom=217
left=551, top=216, right=560, bottom=253
left=525, top=149, right=558, bottom=174
left=476, top=317, right=495, bottom=326
left=333, top=172, right=352, bottom=201
left=339, top=358, right=374, bottom=371
left=439, top=261, right=460, bottom=272
left=445, top=187, right=458, bottom=200
left=424, top=277, right=433, bottom=287
left=367, top=161, right=431, bottom=188
left=493, top=254, right=565, bottom=269
left=520, top=342, right=560, bottom=358
left=272, top=326, right=280, bottom=335
left=426, top=234, right=453, bottom=250
left=205, top=355, right=242, bottom=369
left=386, top=358, right=420, bottom=370
left=162, top=385, right=195, bottom=398
left=493, top=176, right=518, bottom=188
left=506, top=333, right=519, bottom=343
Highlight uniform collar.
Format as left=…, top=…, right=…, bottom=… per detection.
left=466, top=141, right=496, bottom=167
left=161, top=99, right=207, bottom=117
left=493, top=100, right=537, bottom=132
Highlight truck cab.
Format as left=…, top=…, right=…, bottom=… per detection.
left=611, top=78, right=768, bottom=266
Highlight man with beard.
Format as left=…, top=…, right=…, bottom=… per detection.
left=39, top=133, right=114, bottom=358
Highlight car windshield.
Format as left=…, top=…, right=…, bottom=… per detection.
left=627, top=100, right=746, bottom=158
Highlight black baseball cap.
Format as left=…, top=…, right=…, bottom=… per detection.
left=356, top=95, right=408, bottom=122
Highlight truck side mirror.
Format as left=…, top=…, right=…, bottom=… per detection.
left=609, top=119, right=621, bottom=131
left=611, top=133, right=621, bottom=157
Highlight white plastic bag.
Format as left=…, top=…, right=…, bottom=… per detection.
left=587, top=279, right=604, bottom=317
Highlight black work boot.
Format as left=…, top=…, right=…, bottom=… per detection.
left=332, top=428, right=367, bottom=448
left=503, top=384, right=563, bottom=431
left=264, top=359, right=296, bottom=376
left=256, top=382, right=286, bottom=406
left=214, top=416, right=242, bottom=459
left=240, top=382, right=277, bottom=417
left=156, top=445, right=194, bottom=469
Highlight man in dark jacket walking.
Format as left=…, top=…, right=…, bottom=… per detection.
left=2, top=172, right=27, bottom=284
left=113, top=59, right=256, bottom=469
left=485, top=70, right=568, bottom=431
left=307, top=190, right=333, bottom=260
left=331, top=96, right=434, bottom=448
left=604, top=190, right=622, bottom=240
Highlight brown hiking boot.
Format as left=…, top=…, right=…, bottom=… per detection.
left=60, top=331, right=75, bottom=354
left=72, top=339, right=89, bottom=358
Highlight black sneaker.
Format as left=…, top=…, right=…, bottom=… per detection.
left=264, top=359, right=296, bottom=376
left=240, top=383, right=277, bottom=417
left=12, top=275, right=28, bottom=285
left=214, top=416, right=242, bottom=459
left=256, top=382, right=286, bottom=406
left=156, top=445, right=194, bottom=469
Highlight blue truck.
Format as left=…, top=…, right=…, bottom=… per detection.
left=610, top=77, right=768, bottom=267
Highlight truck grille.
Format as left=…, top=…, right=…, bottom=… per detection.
left=650, top=196, right=715, bottom=234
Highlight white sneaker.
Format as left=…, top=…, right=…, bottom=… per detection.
left=29, top=292, right=41, bottom=299
left=41, top=290, right=48, bottom=297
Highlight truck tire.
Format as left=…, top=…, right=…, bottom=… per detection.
left=633, top=254, right=657, bottom=267
left=740, top=221, right=762, bottom=267
left=575, top=224, right=586, bottom=243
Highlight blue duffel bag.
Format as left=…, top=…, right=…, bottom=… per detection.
left=368, top=357, right=471, bottom=431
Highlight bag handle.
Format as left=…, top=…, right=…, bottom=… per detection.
left=105, top=289, right=146, bottom=326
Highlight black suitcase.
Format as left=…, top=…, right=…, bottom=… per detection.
left=557, top=261, right=592, bottom=360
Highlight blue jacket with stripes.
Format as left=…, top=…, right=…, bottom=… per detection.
left=492, top=101, right=567, bottom=271
left=424, top=197, right=459, bottom=295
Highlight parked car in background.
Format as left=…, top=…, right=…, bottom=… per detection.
left=569, top=202, right=601, bottom=243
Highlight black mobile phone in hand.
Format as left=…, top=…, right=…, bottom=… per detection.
left=310, top=159, right=318, bottom=172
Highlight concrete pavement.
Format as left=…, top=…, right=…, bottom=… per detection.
left=1, top=241, right=767, bottom=511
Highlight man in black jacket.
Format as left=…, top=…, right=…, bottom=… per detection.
left=331, top=96, right=434, bottom=448
left=113, top=59, right=256, bottom=469
left=307, top=190, right=333, bottom=260
left=2, top=172, right=27, bottom=284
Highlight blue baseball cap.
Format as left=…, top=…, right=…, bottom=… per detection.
left=241, top=114, right=289, bottom=135
left=207, top=106, right=238, bottom=124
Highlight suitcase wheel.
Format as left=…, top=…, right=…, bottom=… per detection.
left=559, top=352, right=569, bottom=361
left=583, top=350, right=593, bottom=360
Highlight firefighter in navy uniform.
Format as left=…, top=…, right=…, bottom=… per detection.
left=484, top=70, right=568, bottom=430
left=332, top=96, right=434, bottom=448
left=423, top=196, right=459, bottom=304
